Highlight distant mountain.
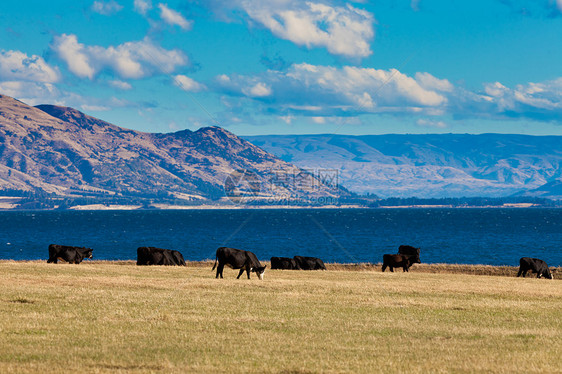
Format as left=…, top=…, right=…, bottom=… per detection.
left=0, top=94, right=341, bottom=206
left=245, top=133, right=562, bottom=198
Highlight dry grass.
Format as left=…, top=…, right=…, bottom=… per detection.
left=9, top=260, right=559, bottom=277
left=324, top=262, right=562, bottom=277
left=0, top=262, right=560, bottom=373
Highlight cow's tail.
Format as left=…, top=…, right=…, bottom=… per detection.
left=212, top=255, right=218, bottom=271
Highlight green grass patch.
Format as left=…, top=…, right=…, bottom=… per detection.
left=0, top=262, right=560, bottom=373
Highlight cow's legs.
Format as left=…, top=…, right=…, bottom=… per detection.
left=389, top=266, right=394, bottom=272
left=216, top=264, right=224, bottom=278
left=237, top=268, right=245, bottom=279
left=403, top=266, right=408, bottom=272
left=382, top=264, right=387, bottom=272
left=246, top=266, right=251, bottom=279
left=517, top=268, right=523, bottom=277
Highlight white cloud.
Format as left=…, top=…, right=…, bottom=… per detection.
left=0, top=50, right=60, bottom=83
left=174, top=75, right=205, bottom=92
left=208, top=0, right=374, bottom=58
left=452, top=78, right=562, bottom=120
left=109, top=79, right=132, bottom=90
left=216, top=63, right=448, bottom=115
left=0, top=80, right=135, bottom=113
left=50, top=34, right=96, bottom=79
left=415, top=72, right=454, bottom=92
left=134, top=0, right=152, bottom=15
left=158, top=3, right=192, bottom=30
left=411, top=0, right=421, bottom=11
left=215, top=61, right=562, bottom=122
left=0, top=81, right=59, bottom=105
left=557, top=0, right=562, bottom=12
left=484, top=82, right=509, bottom=97
left=51, top=34, right=188, bottom=80
left=245, top=82, right=272, bottom=97
left=91, top=0, right=123, bottom=15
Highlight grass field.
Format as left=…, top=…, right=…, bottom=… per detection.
left=0, top=262, right=560, bottom=373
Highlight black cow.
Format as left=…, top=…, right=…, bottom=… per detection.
left=212, top=247, right=266, bottom=280
left=137, top=247, right=186, bottom=266
left=398, top=245, right=421, bottom=263
left=381, top=254, right=417, bottom=272
left=47, top=244, right=93, bottom=264
left=293, top=256, right=326, bottom=270
left=271, top=257, right=300, bottom=270
left=517, top=257, right=553, bottom=279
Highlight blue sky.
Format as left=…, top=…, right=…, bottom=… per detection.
left=0, top=0, right=561, bottom=135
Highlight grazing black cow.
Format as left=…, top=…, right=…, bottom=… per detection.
left=381, top=254, right=417, bottom=272
left=47, top=244, right=93, bottom=264
left=293, top=256, right=326, bottom=270
left=398, top=245, right=421, bottom=263
left=271, top=257, right=300, bottom=270
left=517, top=257, right=553, bottom=279
left=212, top=247, right=266, bottom=280
left=137, top=247, right=186, bottom=266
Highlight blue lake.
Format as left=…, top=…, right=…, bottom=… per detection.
left=0, top=208, right=560, bottom=266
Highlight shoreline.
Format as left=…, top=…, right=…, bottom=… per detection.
left=1, top=260, right=559, bottom=278
left=1, top=203, right=561, bottom=211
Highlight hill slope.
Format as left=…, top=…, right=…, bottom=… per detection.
left=246, top=133, right=562, bottom=198
left=0, top=94, right=339, bottom=204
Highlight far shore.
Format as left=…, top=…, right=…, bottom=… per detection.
left=1, top=260, right=559, bottom=278
left=1, top=203, right=560, bottom=211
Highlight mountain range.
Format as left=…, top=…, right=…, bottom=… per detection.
left=1, top=92, right=560, bottom=206
left=246, top=133, right=562, bottom=199
left=0, top=94, right=340, bottom=207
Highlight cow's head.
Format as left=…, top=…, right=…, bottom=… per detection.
left=253, top=266, right=267, bottom=280
left=543, top=268, right=553, bottom=279
left=83, top=248, right=93, bottom=259
left=406, top=254, right=420, bottom=265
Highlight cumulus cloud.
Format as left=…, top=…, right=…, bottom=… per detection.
left=51, top=35, right=96, bottom=79
left=50, top=34, right=188, bottom=80
left=158, top=3, right=192, bottom=30
left=174, top=75, right=205, bottom=92
left=478, top=78, right=562, bottom=119
left=134, top=0, right=152, bottom=15
left=91, top=0, right=123, bottom=15
left=244, top=82, right=272, bottom=97
left=215, top=62, right=562, bottom=122
left=0, top=50, right=60, bottom=83
left=215, top=63, right=448, bottom=115
left=415, top=72, right=454, bottom=92
left=207, top=0, right=374, bottom=58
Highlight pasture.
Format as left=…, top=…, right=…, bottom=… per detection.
left=0, top=261, right=560, bottom=373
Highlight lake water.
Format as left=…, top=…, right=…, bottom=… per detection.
left=0, top=209, right=560, bottom=266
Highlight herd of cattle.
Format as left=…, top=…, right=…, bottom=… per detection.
left=45, top=243, right=554, bottom=280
